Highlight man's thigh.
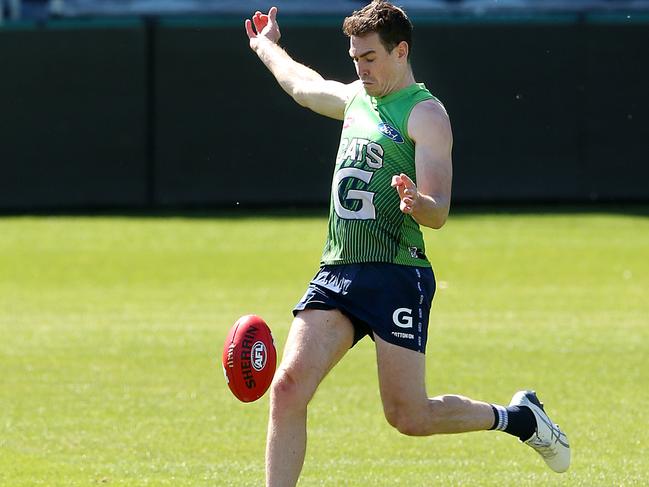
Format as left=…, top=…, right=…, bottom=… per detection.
left=374, top=333, right=428, bottom=412
left=278, top=308, right=355, bottom=398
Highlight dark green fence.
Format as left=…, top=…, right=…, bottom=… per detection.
left=1, top=14, right=647, bottom=210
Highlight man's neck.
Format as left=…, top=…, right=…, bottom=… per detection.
left=383, top=68, right=416, bottom=97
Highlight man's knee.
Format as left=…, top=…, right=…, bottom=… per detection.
left=383, top=402, right=431, bottom=436
left=269, top=367, right=312, bottom=416
left=385, top=395, right=473, bottom=436
left=384, top=396, right=464, bottom=436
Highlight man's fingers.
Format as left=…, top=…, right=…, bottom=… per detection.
left=399, top=172, right=416, bottom=189
left=392, top=173, right=418, bottom=214
left=391, top=176, right=407, bottom=202
left=244, top=18, right=256, bottom=39
left=391, top=173, right=415, bottom=189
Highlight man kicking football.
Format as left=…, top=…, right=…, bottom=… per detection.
left=244, top=2, right=570, bottom=485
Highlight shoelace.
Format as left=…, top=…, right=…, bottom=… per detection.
left=528, top=422, right=565, bottom=459
left=529, top=437, right=557, bottom=459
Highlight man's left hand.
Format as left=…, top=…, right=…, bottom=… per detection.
left=391, top=173, right=419, bottom=215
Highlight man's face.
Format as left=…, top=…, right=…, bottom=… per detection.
left=349, top=32, right=403, bottom=97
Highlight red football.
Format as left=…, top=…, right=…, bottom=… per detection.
left=222, top=315, right=277, bottom=402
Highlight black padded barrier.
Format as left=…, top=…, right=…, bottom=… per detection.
left=153, top=18, right=352, bottom=207
left=1, top=13, right=648, bottom=210
left=409, top=16, right=586, bottom=202
left=154, top=15, right=592, bottom=206
left=0, top=20, right=148, bottom=210
left=583, top=14, right=649, bottom=201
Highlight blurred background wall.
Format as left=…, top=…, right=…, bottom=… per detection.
left=1, top=1, right=648, bottom=210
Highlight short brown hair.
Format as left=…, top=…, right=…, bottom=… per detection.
left=342, top=1, right=413, bottom=56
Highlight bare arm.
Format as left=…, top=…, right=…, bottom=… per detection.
left=245, top=7, right=359, bottom=120
left=391, top=100, right=453, bottom=229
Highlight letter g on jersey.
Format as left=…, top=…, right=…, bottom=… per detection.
left=392, top=308, right=413, bottom=328
left=332, top=167, right=376, bottom=220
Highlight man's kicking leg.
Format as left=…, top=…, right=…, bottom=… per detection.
left=374, top=334, right=570, bottom=472
left=374, top=334, right=494, bottom=435
left=266, top=308, right=354, bottom=487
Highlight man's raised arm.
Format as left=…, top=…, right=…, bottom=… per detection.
left=245, top=7, right=359, bottom=120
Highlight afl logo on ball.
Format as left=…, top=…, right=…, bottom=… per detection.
left=251, top=341, right=267, bottom=371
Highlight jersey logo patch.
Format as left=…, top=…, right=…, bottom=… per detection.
left=377, top=122, right=404, bottom=144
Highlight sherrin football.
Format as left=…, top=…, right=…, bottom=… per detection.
left=222, top=314, right=277, bottom=402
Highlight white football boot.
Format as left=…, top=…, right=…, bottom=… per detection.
left=509, top=390, right=571, bottom=473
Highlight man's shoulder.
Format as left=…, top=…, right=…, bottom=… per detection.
left=408, top=98, right=452, bottom=144
left=411, top=97, right=448, bottom=121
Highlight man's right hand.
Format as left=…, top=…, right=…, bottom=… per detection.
left=245, top=6, right=281, bottom=51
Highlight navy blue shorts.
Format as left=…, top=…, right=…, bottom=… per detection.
left=293, top=263, right=436, bottom=353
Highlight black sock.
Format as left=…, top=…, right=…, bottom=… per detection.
left=490, top=404, right=536, bottom=441
left=505, top=405, right=536, bottom=441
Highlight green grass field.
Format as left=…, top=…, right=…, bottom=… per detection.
left=1, top=208, right=648, bottom=486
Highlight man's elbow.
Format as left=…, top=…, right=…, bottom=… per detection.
left=421, top=203, right=449, bottom=229
left=428, top=214, right=448, bottom=230
left=430, top=218, right=446, bottom=230
left=414, top=212, right=447, bottom=230
left=291, top=87, right=311, bottom=108
left=293, top=92, right=308, bottom=108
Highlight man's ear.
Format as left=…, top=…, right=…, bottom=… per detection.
left=396, top=40, right=409, bottom=62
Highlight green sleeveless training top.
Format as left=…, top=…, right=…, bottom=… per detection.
left=321, top=82, right=437, bottom=267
